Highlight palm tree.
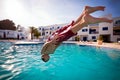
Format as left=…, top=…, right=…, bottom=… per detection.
left=29, top=27, right=41, bottom=40
left=29, top=27, right=36, bottom=40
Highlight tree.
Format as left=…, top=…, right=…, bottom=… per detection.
left=0, top=19, right=16, bottom=30
left=16, top=25, right=22, bottom=32
left=75, top=35, right=80, bottom=41
left=34, top=28, right=41, bottom=39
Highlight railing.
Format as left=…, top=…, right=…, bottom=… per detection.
left=113, top=32, right=120, bottom=35
left=89, top=31, right=99, bottom=34
left=89, top=23, right=99, bottom=26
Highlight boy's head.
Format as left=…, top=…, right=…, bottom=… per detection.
left=41, top=54, right=50, bottom=62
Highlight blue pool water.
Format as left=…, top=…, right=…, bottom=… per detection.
left=0, top=42, right=120, bottom=80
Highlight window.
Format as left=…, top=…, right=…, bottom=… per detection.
left=92, top=36, right=96, bottom=39
left=102, top=27, right=108, bottom=31
left=82, top=29, right=88, bottom=32
left=89, top=29, right=97, bottom=34
left=57, top=26, right=60, bottom=29
left=42, top=28, right=44, bottom=31
left=46, top=32, right=48, bottom=34
left=115, top=20, right=120, bottom=24
left=50, top=28, right=52, bottom=30
left=20, top=33, right=23, bottom=36
left=39, top=28, right=41, bottom=30
left=52, top=27, right=54, bottom=29
left=82, top=29, right=85, bottom=32
left=42, top=32, right=45, bottom=35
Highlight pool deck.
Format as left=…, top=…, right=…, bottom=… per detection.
left=76, top=41, right=120, bottom=50
left=14, top=41, right=44, bottom=45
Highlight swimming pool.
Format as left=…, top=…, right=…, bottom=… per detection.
left=0, top=42, right=120, bottom=80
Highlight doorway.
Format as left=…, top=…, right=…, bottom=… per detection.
left=83, top=37, right=87, bottom=41
left=101, top=35, right=110, bottom=42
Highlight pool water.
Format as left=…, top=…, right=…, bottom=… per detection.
left=0, top=42, right=120, bottom=80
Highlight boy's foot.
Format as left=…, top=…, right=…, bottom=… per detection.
left=84, top=6, right=105, bottom=14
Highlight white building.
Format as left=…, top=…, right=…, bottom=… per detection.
left=0, top=26, right=27, bottom=40
left=112, top=17, right=120, bottom=42
left=38, top=24, right=67, bottom=41
left=78, top=22, right=113, bottom=42
left=38, top=16, right=120, bottom=42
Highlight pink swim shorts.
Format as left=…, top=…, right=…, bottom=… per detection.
left=47, top=21, right=77, bottom=43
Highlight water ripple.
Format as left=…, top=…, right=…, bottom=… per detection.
left=0, top=42, right=120, bottom=80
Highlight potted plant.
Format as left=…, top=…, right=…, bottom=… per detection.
left=97, top=35, right=103, bottom=45
left=75, top=35, right=80, bottom=41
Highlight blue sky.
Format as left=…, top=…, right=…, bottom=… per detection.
left=0, top=0, right=120, bottom=27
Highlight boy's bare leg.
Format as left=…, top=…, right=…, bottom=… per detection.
left=71, top=14, right=113, bottom=34
left=84, top=14, right=113, bottom=24
left=74, top=6, right=105, bottom=25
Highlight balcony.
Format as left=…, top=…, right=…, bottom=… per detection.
left=89, top=29, right=99, bottom=34
left=89, top=31, right=99, bottom=34
left=113, top=27, right=120, bottom=35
